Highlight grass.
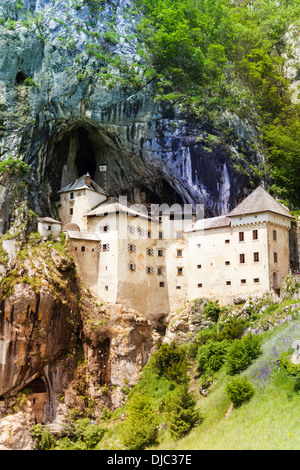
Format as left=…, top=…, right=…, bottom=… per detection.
left=153, top=318, right=300, bottom=450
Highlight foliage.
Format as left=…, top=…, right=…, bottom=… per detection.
left=31, top=424, right=56, bottom=450
left=203, top=300, right=221, bottom=322
left=226, top=376, right=255, bottom=408
left=197, top=339, right=229, bottom=377
left=0, top=156, right=29, bottom=177
left=121, top=394, right=158, bottom=450
left=152, top=342, right=188, bottom=384
left=279, top=352, right=300, bottom=379
left=164, top=384, right=202, bottom=438
left=135, top=0, right=300, bottom=207
left=225, top=333, right=262, bottom=376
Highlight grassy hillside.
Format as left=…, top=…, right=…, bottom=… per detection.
left=157, top=319, right=300, bottom=450
left=31, top=283, right=300, bottom=450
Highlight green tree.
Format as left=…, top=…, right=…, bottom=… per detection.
left=122, top=394, right=158, bottom=450
left=153, top=342, right=188, bottom=384
left=197, top=339, right=229, bottom=376
left=225, top=334, right=262, bottom=375
left=165, top=384, right=202, bottom=438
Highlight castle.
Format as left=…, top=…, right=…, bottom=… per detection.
left=38, top=174, right=293, bottom=321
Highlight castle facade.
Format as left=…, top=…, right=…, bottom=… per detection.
left=39, top=174, right=293, bottom=321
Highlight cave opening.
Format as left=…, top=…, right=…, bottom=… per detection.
left=48, top=122, right=185, bottom=207
left=74, top=127, right=97, bottom=179
left=15, top=71, right=28, bottom=86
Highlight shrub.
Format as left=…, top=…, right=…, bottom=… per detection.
left=225, top=334, right=262, bottom=375
left=122, top=394, right=158, bottom=450
left=153, top=342, right=188, bottom=384
left=197, top=339, right=229, bottom=376
left=204, top=300, right=220, bottom=322
left=31, top=424, right=55, bottom=450
left=165, top=384, right=202, bottom=438
left=226, top=376, right=255, bottom=407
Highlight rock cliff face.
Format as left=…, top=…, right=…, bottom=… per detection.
left=0, top=233, right=155, bottom=441
left=0, top=0, right=264, bottom=233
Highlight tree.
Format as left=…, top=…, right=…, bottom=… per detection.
left=165, top=384, right=202, bottom=438
left=122, top=394, right=158, bottom=450
left=153, top=342, right=188, bottom=384
left=225, top=334, right=262, bottom=375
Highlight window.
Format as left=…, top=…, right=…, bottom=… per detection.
left=176, top=249, right=183, bottom=257
left=177, top=267, right=183, bottom=276
left=159, top=282, right=165, bottom=287
left=128, top=225, right=135, bottom=234
left=105, top=286, right=108, bottom=291
left=100, top=243, right=110, bottom=252
left=146, top=247, right=154, bottom=256
left=128, top=244, right=136, bottom=253
left=176, top=231, right=183, bottom=239
left=254, top=278, right=260, bottom=283
left=159, top=231, right=163, bottom=239
left=252, top=229, right=258, bottom=240
left=70, top=208, right=73, bottom=215
left=198, top=283, right=202, bottom=288
left=226, top=281, right=231, bottom=285
left=273, top=230, right=277, bottom=241
left=225, top=261, right=230, bottom=266
left=128, top=263, right=136, bottom=271
left=157, top=249, right=164, bottom=257
left=239, top=253, right=245, bottom=264
left=241, top=279, right=246, bottom=284
left=274, top=252, right=278, bottom=263
left=225, top=239, right=230, bottom=244
left=146, top=266, right=154, bottom=275
left=253, top=252, right=259, bottom=263
left=197, top=264, right=202, bottom=269
left=147, top=230, right=153, bottom=239
left=176, top=286, right=181, bottom=290
left=48, top=225, right=51, bottom=231
left=103, top=225, right=110, bottom=233
left=157, top=267, right=163, bottom=275
left=239, top=231, right=244, bottom=242
left=81, top=246, right=85, bottom=252
left=197, top=243, right=201, bottom=248
left=69, top=192, right=74, bottom=200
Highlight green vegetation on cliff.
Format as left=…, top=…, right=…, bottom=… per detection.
left=136, top=0, right=300, bottom=208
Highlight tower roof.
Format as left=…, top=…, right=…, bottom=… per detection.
left=58, top=174, right=107, bottom=195
left=228, top=186, right=293, bottom=219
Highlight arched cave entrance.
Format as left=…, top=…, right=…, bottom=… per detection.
left=74, top=127, right=97, bottom=179
left=15, top=71, right=28, bottom=86
left=22, top=377, right=47, bottom=424
left=47, top=122, right=185, bottom=207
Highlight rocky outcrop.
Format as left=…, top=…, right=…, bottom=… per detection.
left=0, top=233, right=155, bottom=427
left=0, top=0, right=264, bottom=233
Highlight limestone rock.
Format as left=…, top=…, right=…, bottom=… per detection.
left=0, top=0, right=264, bottom=233
left=0, top=408, right=35, bottom=450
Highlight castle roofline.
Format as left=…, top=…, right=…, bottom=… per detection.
left=58, top=174, right=107, bottom=196
left=85, top=197, right=156, bottom=221
left=228, top=186, right=293, bottom=219
left=185, top=215, right=231, bottom=232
